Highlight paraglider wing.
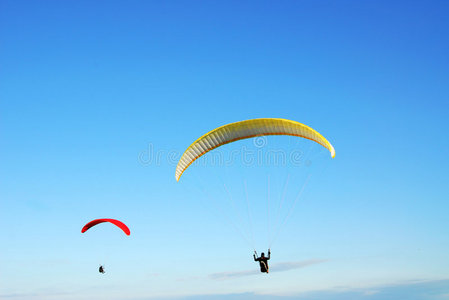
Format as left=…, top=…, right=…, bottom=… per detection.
left=175, top=118, right=335, bottom=181
left=81, top=218, right=130, bottom=235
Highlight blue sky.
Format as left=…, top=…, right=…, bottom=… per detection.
left=1, top=0, right=449, bottom=299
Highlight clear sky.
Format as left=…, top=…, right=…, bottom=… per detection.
left=1, top=1, right=449, bottom=299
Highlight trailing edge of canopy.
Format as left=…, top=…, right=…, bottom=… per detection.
left=175, top=118, right=335, bottom=181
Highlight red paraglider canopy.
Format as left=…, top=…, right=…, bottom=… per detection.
left=81, top=218, right=130, bottom=236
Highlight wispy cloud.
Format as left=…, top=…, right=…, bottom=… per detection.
left=176, top=275, right=202, bottom=282
left=209, top=269, right=260, bottom=280
left=0, top=291, right=71, bottom=299
left=134, top=279, right=449, bottom=300
left=269, top=259, right=328, bottom=273
left=209, top=259, right=327, bottom=280
left=294, top=279, right=449, bottom=300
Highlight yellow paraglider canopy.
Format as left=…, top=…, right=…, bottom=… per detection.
left=175, top=118, right=335, bottom=181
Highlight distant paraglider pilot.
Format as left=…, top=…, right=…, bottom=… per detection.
left=254, top=249, right=270, bottom=273
left=99, top=265, right=105, bottom=274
